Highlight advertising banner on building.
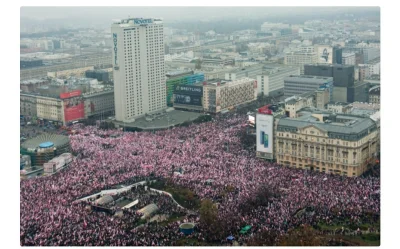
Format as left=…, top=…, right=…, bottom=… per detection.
left=315, top=45, right=333, bottom=64
left=64, top=97, right=85, bottom=122
left=174, top=94, right=202, bottom=106
left=60, top=90, right=82, bottom=99
left=174, top=85, right=203, bottom=96
left=256, top=114, right=274, bottom=155
left=248, top=114, right=255, bottom=126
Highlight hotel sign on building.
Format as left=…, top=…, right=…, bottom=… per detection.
left=113, top=33, right=118, bottom=68
left=133, top=19, right=153, bottom=25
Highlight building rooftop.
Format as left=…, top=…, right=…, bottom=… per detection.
left=304, top=63, right=354, bottom=69
left=369, top=86, right=380, bottom=95
left=261, top=65, right=298, bottom=76
left=20, top=79, right=48, bottom=85
left=277, top=111, right=377, bottom=139
left=20, top=57, right=43, bottom=61
left=112, top=17, right=162, bottom=25
left=227, top=64, right=263, bottom=74
left=284, top=75, right=333, bottom=82
left=328, top=101, right=350, bottom=106
left=204, top=77, right=254, bottom=87
left=166, top=70, right=193, bottom=78
left=342, top=52, right=356, bottom=57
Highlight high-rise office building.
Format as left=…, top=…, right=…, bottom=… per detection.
left=304, top=64, right=354, bottom=88
left=332, top=46, right=343, bottom=64
left=111, top=17, right=166, bottom=122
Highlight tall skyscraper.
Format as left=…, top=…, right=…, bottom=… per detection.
left=111, top=17, right=166, bottom=122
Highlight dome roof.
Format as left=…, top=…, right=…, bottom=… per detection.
left=21, top=133, right=70, bottom=150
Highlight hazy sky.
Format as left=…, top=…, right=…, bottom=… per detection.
left=21, top=6, right=379, bottom=22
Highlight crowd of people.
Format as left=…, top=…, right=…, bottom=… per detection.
left=20, top=114, right=380, bottom=246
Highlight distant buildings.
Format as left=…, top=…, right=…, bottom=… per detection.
left=225, top=64, right=264, bottom=81
left=284, top=52, right=318, bottom=74
left=20, top=58, right=43, bottom=69
left=344, top=46, right=380, bottom=63
left=111, top=17, right=166, bottom=122
left=260, top=22, right=290, bottom=32
left=342, top=53, right=356, bottom=65
left=47, top=66, right=95, bottom=79
left=20, top=77, right=115, bottom=125
left=85, top=69, right=111, bottom=83
left=202, top=56, right=235, bottom=66
left=20, top=54, right=112, bottom=81
left=257, top=66, right=300, bottom=97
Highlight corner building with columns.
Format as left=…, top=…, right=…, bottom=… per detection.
left=274, top=110, right=379, bottom=177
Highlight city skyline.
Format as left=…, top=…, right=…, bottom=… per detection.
left=18, top=5, right=384, bottom=247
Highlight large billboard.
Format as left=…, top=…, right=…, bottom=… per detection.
left=174, top=85, right=203, bottom=96
left=256, top=114, right=274, bottom=156
left=60, top=90, right=82, bottom=99
left=315, top=45, right=333, bottom=64
left=174, top=94, right=202, bottom=106
left=64, top=95, right=85, bottom=122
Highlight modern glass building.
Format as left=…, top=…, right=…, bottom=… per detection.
left=166, top=71, right=204, bottom=106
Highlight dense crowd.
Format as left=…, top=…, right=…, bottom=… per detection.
left=20, top=114, right=380, bottom=246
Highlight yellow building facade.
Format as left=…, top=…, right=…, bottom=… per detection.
left=275, top=112, right=379, bottom=177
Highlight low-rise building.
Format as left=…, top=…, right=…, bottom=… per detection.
left=225, top=64, right=264, bottom=81
left=327, top=102, right=352, bottom=114
left=20, top=93, right=38, bottom=117
left=284, top=75, right=333, bottom=99
left=35, top=95, right=65, bottom=124
left=202, top=67, right=236, bottom=81
left=256, top=66, right=300, bottom=97
left=284, top=92, right=315, bottom=118
left=315, top=88, right=330, bottom=109
left=47, top=66, right=95, bottom=79
left=20, top=79, right=50, bottom=93
left=203, top=78, right=257, bottom=113
left=83, top=88, right=115, bottom=119
left=275, top=110, right=379, bottom=177
left=85, top=69, right=111, bottom=82
left=202, top=56, right=235, bottom=66
left=342, top=52, right=356, bottom=65
left=21, top=82, right=115, bottom=125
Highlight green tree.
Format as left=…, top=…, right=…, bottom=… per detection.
left=279, top=225, right=323, bottom=246
left=247, top=229, right=279, bottom=246
left=199, top=199, right=218, bottom=227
